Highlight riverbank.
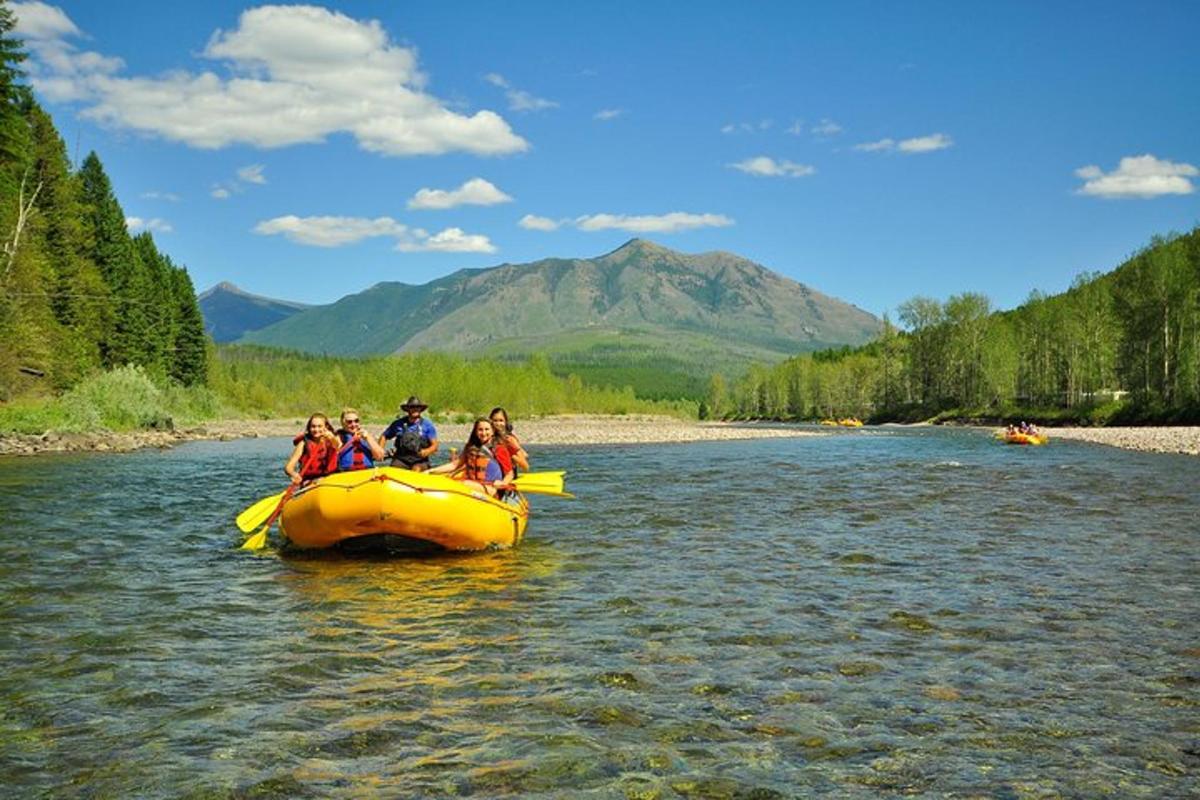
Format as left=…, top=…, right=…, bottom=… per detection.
left=1043, top=426, right=1200, bottom=456
left=5, top=417, right=1199, bottom=457
left=0, top=415, right=823, bottom=457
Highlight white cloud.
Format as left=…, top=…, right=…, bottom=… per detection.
left=721, top=120, right=771, bottom=135
left=396, top=227, right=497, bottom=253
left=141, top=190, right=180, bottom=202
left=811, top=118, right=842, bottom=136
left=594, top=108, right=624, bottom=121
left=211, top=186, right=231, bottom=200
left=786, top=119, right=805, bottom=135
left=19, top=5, right=527, bottom=157
left=728, top=156, right=816, bottom=178
left=1075, top=154, right=1198, bottom=199
left=575, top=212, right=734, bottom=234
left=898, top=133, right=953, bottom=153
left=484, top=72, right=557, bottom=112
left=12, top=2, right=78, bottom=39
left=519, top=214, right=561, bottom=231
left=854, top=133, right=953, bottom=154
left=254, top=215, right=407, bottom=247
left=253, top=214, right=495, bottom=252
left=125, top=216, right=173, bottom=233
left=237, top=164, right=267, bottom=185
left=855, top=138, right=895, bottom=152
left=407, top=177, right=513, bottom=210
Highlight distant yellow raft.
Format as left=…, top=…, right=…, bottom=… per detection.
left=1002, top=431, right=1049, bottom=446
left=280, top=467, right=529, bottom=551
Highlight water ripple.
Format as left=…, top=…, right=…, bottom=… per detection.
left=1, top=431, right=1198, bottom=797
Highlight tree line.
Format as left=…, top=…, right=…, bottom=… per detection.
left=0, top=4, right=207, bottom=401
left=713, top=228, right=1200, bottom=424
left=212, top=345, right=696, bottom=421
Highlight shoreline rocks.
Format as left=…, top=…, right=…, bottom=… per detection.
left=3, top=416, right=1199, bottom=458
left=0, top=415, right=824, bottom=458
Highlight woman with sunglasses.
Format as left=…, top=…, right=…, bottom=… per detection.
left=335, top=408, right=385, bottom=471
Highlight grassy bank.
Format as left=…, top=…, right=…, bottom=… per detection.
left=0, top=365, right=222, bottom=435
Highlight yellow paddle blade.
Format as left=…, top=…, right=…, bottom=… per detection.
left=512, top=476, right=563, bottom=492
left=235, top=491, right=286, bottom=533
left=520, top=470, right=566, bottom=482
left=510, top=472, right=571, bottom=498
left=240, top=524, right=269, bottom=551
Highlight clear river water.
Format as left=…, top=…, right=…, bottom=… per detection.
left=0, top=426, right=1197, bottom=798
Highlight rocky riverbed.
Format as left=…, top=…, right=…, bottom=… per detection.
left=0, top=415, right=822, bottom=457
left=4, top=417, right=1199, bottom=458
left=1043, top=425, right=1200, bottom=456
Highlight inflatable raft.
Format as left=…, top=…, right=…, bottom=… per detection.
left=280, top=466, right=529, bottom=551
left=1002, top=431, right=1049, bottom=446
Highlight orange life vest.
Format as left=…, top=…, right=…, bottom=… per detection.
left=461, top=445, right=495, bottom=482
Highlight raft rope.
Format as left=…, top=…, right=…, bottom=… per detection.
left=293, top=468, right=529, bottom=515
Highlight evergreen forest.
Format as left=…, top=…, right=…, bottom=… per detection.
left=0, top=4, right=207, bottom=402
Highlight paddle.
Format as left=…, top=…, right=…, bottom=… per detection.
left=236, top=489, right=288, bottom=533
left=240, top=485, right=295, bottom=550
left=505, top=472, right=573, bottom=498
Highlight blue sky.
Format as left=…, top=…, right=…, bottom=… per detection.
left=12, top=1, right=1200, bottom=316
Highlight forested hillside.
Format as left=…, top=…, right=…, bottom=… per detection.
left=719, top=229, right=1200, bottom=424
left=0, top=5, right=207, bottom=401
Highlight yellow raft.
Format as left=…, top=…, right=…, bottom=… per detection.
left=280, top=466, right=529, bottom=552
left=1002, top=431, right=1049, bottom=446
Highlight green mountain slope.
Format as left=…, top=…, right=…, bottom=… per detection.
left=198, top=282, right=310, bottom=343
left=239, top=239, right=881, bottom=396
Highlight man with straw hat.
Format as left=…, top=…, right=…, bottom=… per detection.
left=379, top=396, right=439, bottom=471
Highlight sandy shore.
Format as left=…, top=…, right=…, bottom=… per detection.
left=0, top=414, right=822, bottom=457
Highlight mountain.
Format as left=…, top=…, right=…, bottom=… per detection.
left=198, top=282, right=310, bottom=343
left=238, top=239, right=882, bottom=397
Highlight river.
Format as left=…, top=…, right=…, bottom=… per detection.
left=0, top=427, right=1197, bottom=798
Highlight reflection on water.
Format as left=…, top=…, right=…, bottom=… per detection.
left=0, top=429, right=1198, bottom=798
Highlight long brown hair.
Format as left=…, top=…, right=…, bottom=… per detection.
left=489, top=407, right=514, bottom=447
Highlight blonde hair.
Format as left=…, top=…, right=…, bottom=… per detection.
left=340, top=408, right=360, bottom=426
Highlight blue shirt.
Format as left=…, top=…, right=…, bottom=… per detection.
left=381, top=417, right=437, bottom=443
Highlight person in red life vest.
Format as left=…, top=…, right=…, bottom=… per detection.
left=489, top=406, right=530, bottom=474
left=379, top=396, right=439, bottom=471
left=428, top=417, right=513, bottom=497
left=335, top=408, right=385, bottom=471
left=284, top=413, right=340, bottom=485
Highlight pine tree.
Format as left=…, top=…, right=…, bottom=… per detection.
left=169, top=265, right=208, bottom=386
left=133, top=232, right=177, bottom=375
left=78, top=151, right=153, bottom=367
left=0, top=0, right=27, bottom=170
left=26, top=102, right=108, bottom=373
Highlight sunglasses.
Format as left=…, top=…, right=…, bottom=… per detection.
left=345, top=418, right=360, bottom=425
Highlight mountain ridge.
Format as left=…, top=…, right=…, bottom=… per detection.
left=198, top=281, right=311, bottom=343
left=230, top=239, right=881, bottom=397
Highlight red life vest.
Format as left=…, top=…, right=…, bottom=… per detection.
left=299, top=437, right=338, bottom=479
left=337, top=431, right=371, bottom=471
